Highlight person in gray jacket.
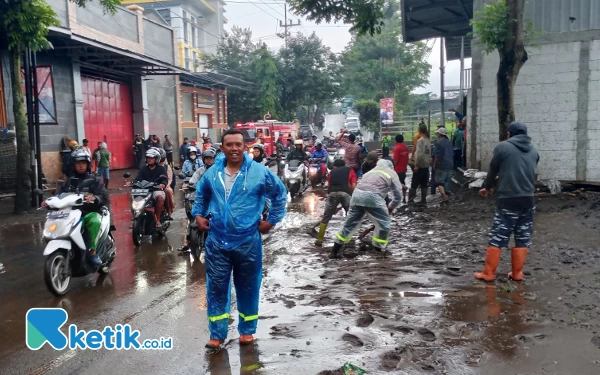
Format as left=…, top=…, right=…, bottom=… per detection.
left=330, top=159, right=403, bottom=259
left=475, top=121, right=539, bottom=282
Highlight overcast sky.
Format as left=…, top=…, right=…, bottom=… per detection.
left=224, top=1, right=472, bottom=95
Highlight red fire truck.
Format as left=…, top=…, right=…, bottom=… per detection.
left=235, top=120, right=298, bottom=156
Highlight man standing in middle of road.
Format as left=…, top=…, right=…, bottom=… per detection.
left=381, top=131, right=392, bottom=159
left=336, top=130, right=363, bottom=178
left=192, top=129, right=287, bottom=349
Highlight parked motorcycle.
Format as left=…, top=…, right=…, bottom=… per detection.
left=284, top=159, right=308, bottom=199
left=36, top=188, right=116, bottom=296
left=308, top=158, right=328, bottom=187
left=179, top=174, right=209, bottom=261
left=124, top=173, right=171, bottom=246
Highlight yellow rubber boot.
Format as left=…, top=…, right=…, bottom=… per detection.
left=315, top=223, right=327, bottom=247
left=474, top=246, right=501, bottom=281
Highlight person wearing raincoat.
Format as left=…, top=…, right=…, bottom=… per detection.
left=330, top=159, right=402, bottom=259
left=192, top=129, right=287, bottom=349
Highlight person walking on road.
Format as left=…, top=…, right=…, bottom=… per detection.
left=163, top=135, right=174, bottom=167
left=96, top=142, right=111, bottom=188
left=408, top=124, right=431, bottom=205
left=330, top=159, right=402, bottom=259
left=381, top=131, right=392, bottom=159
left=336, top=130, right=363, bottom=177
left=192, top=129, right=287, bottom=349
left=179, top=137, right=190, bottom=166
left=314, top=159, right=357, bottom=247
left=392, top=134, right=409, bottom=203
left=475, top=121, right=539, bottom=282
left=432, top=127, right=453, bottom=203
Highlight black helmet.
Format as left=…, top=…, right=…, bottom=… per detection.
left=71, top=149, right=91, bottom=164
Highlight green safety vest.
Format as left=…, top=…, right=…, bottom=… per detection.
left=382, top=135, right=392, bottom=148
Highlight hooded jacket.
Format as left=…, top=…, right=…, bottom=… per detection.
left=191, top=152, right=287, bottom=250
left=353, top=159, right=403, bottom=210
left=483, top=134, right=539, bottom=200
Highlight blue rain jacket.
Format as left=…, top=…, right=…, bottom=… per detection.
left=192, top=152, right=287, bottom=250
left=310, top=148, right=328, bottom=159
left=182, top=157, right=204, bottom=176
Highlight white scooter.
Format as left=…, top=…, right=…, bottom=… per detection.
left=37, top=190, right=116, bottom=296
left=284, top=160, right=308, bottom=199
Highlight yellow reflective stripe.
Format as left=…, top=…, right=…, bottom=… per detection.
left=239, top=312, right=259, bottom=322
left=336, top=232, right=351, bottom=243
left=372, top=170, right=391, bottom=179
left=208, top=313, right=230, bottom=322
left=372, top=237, right=389, bottom=244
left=241, top=363, right=261, bottom=371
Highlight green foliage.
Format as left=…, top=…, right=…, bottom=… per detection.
left=288, top=0, right=385, bottom=36
left=341, top=0, right=431, bottom=110
left=252, top=47, right=279, bottom=118
left=470, top=0, right=537, bottom=54
left=353, top=99, right=380, bottom=132
left=1, top=0, right=60, bottom=51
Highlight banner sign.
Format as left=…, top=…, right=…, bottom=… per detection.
left=380, top=98, right=394, bottom=125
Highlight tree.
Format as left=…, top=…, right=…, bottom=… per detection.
left=277, top=32, right=342, bottom=122
left=288, top=0, right=385, bottom=35
left=353, top=99, right=380, bottom=133
left=203, top=26, right=261, bottom=124
left=251, top=47, right=279, bottom=118
left=0, top=0, right=119, bottom=214
left=471, top=0, right=534, bottom=141
left=340, top=0, right=431, bottom=113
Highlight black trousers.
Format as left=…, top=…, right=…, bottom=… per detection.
left=382, top=147, right=390, bottom=159
left=166, top=151, right=174, bottom=164
left=411, top=168, right=429, bottom=189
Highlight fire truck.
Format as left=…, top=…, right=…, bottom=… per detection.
left=235, top=120, right=298, bottom=156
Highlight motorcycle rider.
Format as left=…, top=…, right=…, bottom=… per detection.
left=252, top=144, right=268, bottom=165
left=43, top=149, right=109, bottom=266
left=183, top=146, right=203, bottom=176
left=133, top=148, right=168, bottom=228
left=179, top=148, right=217, bottom=254
left=156, top=148, right=175, bottom=220
left=287, top=139, right=308, bottom=163
left=309, top=142, right=328, bottom=180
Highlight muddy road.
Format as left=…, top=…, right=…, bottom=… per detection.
left=1, top=175, right=600, bottom=374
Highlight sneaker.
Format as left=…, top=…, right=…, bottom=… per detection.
left=177, top=245, right=190, bottom=253
left=88, top=254, right=102, bottom=266
left=166, top=214, right=174, bottom=221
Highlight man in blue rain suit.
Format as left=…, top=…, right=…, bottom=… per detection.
left=192, top=129, right=287, bottom=350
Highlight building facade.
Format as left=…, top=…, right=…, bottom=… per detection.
left=468, top=0, right=600, bottom=182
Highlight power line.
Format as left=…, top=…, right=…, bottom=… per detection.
left=238, top=0, right=281, bottom=21
left=256, top=0, right=285, bottom=17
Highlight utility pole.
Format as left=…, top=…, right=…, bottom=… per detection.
left=440, top=37, right=445, bottom=128
left=278, top=3, right=301, bottom=49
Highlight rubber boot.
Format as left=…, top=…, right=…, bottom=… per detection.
left=329, top=242, right=342, bottom=259
left=239, top=335, right=254, bottom=345
left=408, top=189, right=417, bottom=203
left=508, top=247, right=528, bottom=281
left=402, top=186, right=407, bottom=203
left=205, top=339, right=224, bottom=349
left=420, top=187, right=428, bottom=205
left=474, top=246, right=501, bottom=281
left=315, top=223, right=327, bottom=247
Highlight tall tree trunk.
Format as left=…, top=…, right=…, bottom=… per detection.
left=496, top=0, right=528, bottom=141
left=9, top=48, right=32, bottom=214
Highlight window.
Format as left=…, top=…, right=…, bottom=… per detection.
left=193, top=24, right=198, bottom=48
left=182, top=92, right=194, bottom=122
left=156, top=9, right=171, bottom=25
left=20, top=66, right=57, bottom=124
left=192, top=52, right=197, bottom=72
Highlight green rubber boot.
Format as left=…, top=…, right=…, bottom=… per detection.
left=315, top=223, right=327, bottom=247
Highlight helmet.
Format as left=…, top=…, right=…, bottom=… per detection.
left=187, top=146, right=198, bottom=155
left=252, top=143, right=264, bottom=150
left=315, top=141, right=322, bottom=147
left=145, top=148, right=161, bottom=160
left=71, top=149, right=90, bottom=164
left=294, top=139, right=303, bottom=146
left=157, top=148, right=167, bottom=162
left=203, top=148, right=216, bottom=158
left=356, top=136, right=363, bottom=143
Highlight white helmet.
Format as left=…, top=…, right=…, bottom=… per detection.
left=145, top=148, right=161, bottom=160
left=187, top=146, right=198, bottom=155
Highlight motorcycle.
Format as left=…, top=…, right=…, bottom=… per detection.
left=179, top=174, right=209, bottom=261
left=124, top=173, right=171, bottom=246
left=308, top=158, right=328, bottom=187
left=284, top=159, right=308, bottom=199
left=36, top=188, right=116, bottom=296
left=326, top=147, right=338, bottom=169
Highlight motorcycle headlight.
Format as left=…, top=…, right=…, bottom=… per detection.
left=132, top=198, right=148, bottom=211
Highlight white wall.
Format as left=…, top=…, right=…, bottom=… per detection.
left=472, top=38, right=600, bottom=181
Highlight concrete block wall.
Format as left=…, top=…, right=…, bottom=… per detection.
left=473, top=34, right=600, bottom=181
left=146, top=76, right=178, bottom=140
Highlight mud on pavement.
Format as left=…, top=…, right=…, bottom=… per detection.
left=256, top=189, right=600, bottom=374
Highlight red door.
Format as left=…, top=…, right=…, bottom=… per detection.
left=82, top=76, right=134, bottom=169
